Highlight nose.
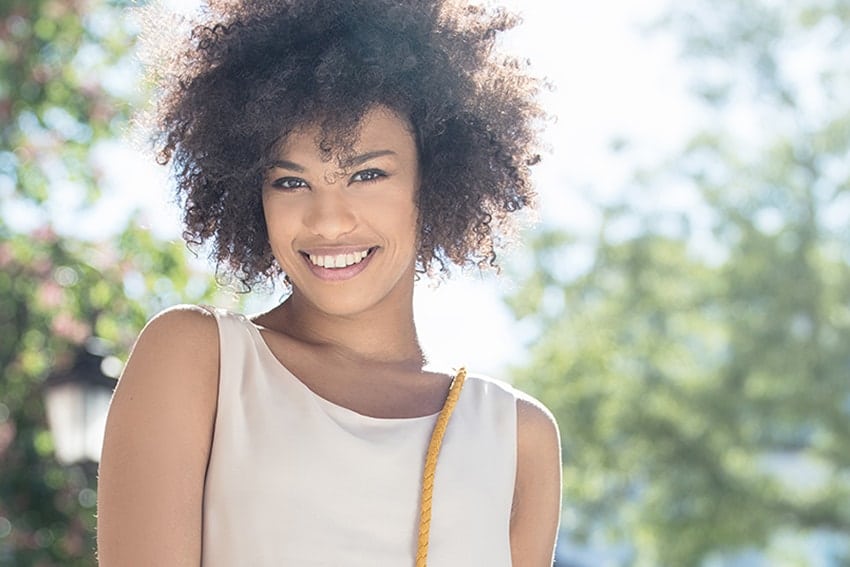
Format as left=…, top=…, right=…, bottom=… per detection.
left=303, top=187, right=358, bottom=240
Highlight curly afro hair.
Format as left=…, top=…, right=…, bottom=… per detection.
left=151, top=0, right=543, bottom=289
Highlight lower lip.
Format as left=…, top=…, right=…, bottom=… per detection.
left=302, top=249, right=377, bottom=282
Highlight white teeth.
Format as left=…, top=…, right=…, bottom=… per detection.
left=307, top=249, right=371, bottom=269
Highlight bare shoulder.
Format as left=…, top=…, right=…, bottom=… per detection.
left=105, top=302, right=221, bottom=449
left=114, top=303, right=220, bottom=403
left=515, top=389, right=560, bottom=446
left=514, top=389, right=561, bottom=499
left=510, top=388, right=562, bottom=567
left=97, top=304, right=220, bottom=565
left=133, top=303, right=219, bottom=357
left=111, top=304, right=221, bottom=405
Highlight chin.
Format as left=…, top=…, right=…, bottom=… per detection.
left=293, top=290, right=394, bottom=319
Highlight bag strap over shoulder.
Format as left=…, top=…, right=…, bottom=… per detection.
left=415, top=367, right=468, bottom=567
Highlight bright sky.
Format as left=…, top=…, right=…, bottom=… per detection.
left=7, top=0, right=696, bottom=377
left=412, top=0, right=698, bottom=375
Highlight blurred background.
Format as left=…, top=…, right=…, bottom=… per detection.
left=1, top=0, right=849, bottom=565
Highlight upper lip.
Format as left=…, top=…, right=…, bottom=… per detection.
left=299, top=245, right=376, bottom=255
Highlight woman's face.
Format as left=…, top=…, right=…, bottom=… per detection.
left=262, top=106, right=421, bottom=317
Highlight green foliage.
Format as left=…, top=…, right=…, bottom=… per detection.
left=1, top=0, right=140, bottom=206
left=511, top=0, right=850, bottom=564
left=0, top=227, right=219, bottom=566
left=0, top=1, right=224, bottom=565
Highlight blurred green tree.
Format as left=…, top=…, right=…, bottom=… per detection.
left=511, top=0, right=850, bottom=565
left=0, top=1, right=220, bottom=565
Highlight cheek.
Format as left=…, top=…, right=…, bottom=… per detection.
left=377, top=197, right=418, bottom=235
left=262, top=197, right=296, bottom=232
left=260, top=194, right=275, bottom=224
left=392, top=202, right=420, bottom=251
left=261, top=202, right=302, bottom=264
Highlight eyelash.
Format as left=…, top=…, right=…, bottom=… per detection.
left=269, top=168, right=387, bottom=190
left=350, top=168, right=386, bottom=183
left=270, top=177, right=307, bottom=190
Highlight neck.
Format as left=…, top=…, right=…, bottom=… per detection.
left=275, top=281, right=425, bottom=368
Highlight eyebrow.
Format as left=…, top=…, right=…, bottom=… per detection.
left=343, top=149, right=397, bottom=167
left=268, top=149, right=397, bottom=172
left=268, top=159, right=305, bottom=172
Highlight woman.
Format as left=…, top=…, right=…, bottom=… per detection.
left=97, top=0, right=561, bottom=565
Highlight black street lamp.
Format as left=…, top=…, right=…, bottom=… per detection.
left=43, top=340, right=119, bottom=466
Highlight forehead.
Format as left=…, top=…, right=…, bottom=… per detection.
left=277, top=106, right=417, bottom=162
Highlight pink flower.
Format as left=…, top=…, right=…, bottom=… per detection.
left=30, top=225, right=57, bottom=243
left=51, top=313, right=90, bottom=345
left=0, top=244, right=12, bottom=268
left=36, top=281, right=65, bottom=309
left=0, top=421, right=15, bottom=458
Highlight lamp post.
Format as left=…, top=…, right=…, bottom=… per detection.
left=43, top=339, right=119, bottom=466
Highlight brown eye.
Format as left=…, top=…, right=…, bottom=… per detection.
left=270, top=177, right=308, bottom=190
left=350, top=169, right=386, bottom=183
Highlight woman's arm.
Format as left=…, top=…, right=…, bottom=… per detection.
left=96, top=305, right=219, bottom=566
left=510, top=396, right=562, bottom=567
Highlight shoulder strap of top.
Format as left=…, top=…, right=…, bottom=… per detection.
left=198, top=306, right=255, bottom=418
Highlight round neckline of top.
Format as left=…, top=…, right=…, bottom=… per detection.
left=241, top=315, right=446, bottom=424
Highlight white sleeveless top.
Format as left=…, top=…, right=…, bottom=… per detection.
left=201, top=308, right=518, bottom=566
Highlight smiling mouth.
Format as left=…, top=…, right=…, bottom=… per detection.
left=303, top=247, right=376, bottom=269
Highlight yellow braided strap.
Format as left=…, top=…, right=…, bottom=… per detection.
left=415, top=367, right=467, bottom=567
